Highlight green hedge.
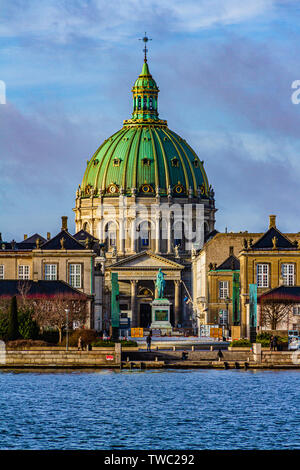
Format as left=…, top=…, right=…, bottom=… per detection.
left=229, top=339, right=252, bottom=347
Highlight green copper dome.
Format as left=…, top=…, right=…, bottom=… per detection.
left=80, top=59, right=211, bottom=199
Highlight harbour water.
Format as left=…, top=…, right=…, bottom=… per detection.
left=0, top=369, right=299, bottom=450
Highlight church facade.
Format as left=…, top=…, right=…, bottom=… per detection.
left=73, top=49, right=216, bottom=329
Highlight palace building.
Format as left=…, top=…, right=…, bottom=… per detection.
left=74, top=44, right=216, bottom=328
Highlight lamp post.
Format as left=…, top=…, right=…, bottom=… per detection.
left=65, top=309, right=70, bottom=351
left=224, top=295, right=231, bottom=338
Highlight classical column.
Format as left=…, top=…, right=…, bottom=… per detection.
left=167, top=213, right=173, bottom=254
left=174, top=280, right=181, bottom=327
left=155, top=214, right=161, bottom=254
left=131, top=219, right=136, bottom=253
left=131, top=280, right=138, bottom=327
left=119, top=218, right=125, bottom=255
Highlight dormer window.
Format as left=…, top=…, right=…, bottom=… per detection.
left=193, top=159, right=199, bottom=168
left=142, top=157, right=151, bottom=166
left=113, top=158, right=121, bottom=167
left=171, top=157, right=179, bottom=168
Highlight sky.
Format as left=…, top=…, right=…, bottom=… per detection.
left=1, top=0, right=300, bottom=240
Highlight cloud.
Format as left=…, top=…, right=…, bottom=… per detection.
left=188, top=130, right=300, bottom=233
left=0, top=0, right=289, bottom=44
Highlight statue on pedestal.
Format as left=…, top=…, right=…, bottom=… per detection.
left=155, top=268, right=166, bottom=299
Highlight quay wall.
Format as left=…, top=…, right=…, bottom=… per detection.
left=1, top=344, right=121, bottom=368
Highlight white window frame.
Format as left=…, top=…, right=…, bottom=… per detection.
left=293, top=306, right=300, bottom=316
left=282, top=263, right=295, bottom=286
left=257, top=264, right=269, bottom=288
left=69, top=264, right=82, bottom=289
left=44, top=264, right=57, bottom=281
left=18, top=265, right=30, bottom=280
left=219, top=281, right=229, bottom=299
left=0, top=265, right=4, bottom=280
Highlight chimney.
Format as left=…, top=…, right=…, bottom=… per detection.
left=269, top=215, right=276, bottom=229
left=24, top=234, right=27, bottom=240
left=47, top=232, right=51, bottom=240
left=229, top=246, right=234, bottom=256
left=61, top=216, right=68, bottom=232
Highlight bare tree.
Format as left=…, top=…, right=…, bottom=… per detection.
left=32, top=294, right=88, bottom=343
left=260, top=298, right=293, bottom=330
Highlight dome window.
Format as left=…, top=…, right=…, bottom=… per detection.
left=193, top=159, right=199, bottom=168
left=140, top=184, right=153, bottom=193
left=113, top=158, right=121, bottom=167
left=164, top=137, right=168, bottom=141
left=171, top=157, right=179, bottom=168
left=142, top=157, right=151, bottom=167
left=173, top=183, right=185, bottom=195
left=107, top=183, right=119, bottom=194
left=93, top=159, right=99, bottom=166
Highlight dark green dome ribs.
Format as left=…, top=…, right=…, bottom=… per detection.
left=80, top=58, right=210, bottom=199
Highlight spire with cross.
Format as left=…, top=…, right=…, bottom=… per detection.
left=139, top=32, right=152, bottom=63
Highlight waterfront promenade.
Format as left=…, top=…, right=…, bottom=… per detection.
left=1, top=339, right=300, bottom=369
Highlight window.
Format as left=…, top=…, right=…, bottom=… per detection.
left=293, top=306, right=300, bottom=315
left=18, top=265, right=30, bottom=280
left=219, top=281, right=229, bottom=299
left=140, top=223, right=149, bottom=247
left=113, top=158, right=121, bottom=167
left=143, top=96, right=147, bottom=110
left=219, top=309, right=228, bottom=325
left=138, top=96, right=141, bottom=110
left=282, top=264, right=295, bottom=286
left=149, top=96, right=153, bottom=110
left=69, top=264, right=82, bottom=289
left=257, top=264, right=269, bottom=288
left=44, top=264, right=57, bottom=281
left=109, top=231, right=116, bottom=247
left=0, top=265, right=4, bottom=279
left=171, top=157, right=179, bottom=168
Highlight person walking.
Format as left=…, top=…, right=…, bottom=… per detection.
left=77, top=336, right=83, bottom=351
left=272, top=335, right=278, bottom=351
left=146, top=334, right=152, bottom=352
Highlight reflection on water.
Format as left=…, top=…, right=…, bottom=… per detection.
left=0, top=369, right=299, bottom=449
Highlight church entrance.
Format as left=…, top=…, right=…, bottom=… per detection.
left=140, top=303, right=151, bottom=328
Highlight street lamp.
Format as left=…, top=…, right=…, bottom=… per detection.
left=224, top=295, right=231, bottom=338
left=65, top=309, right=70, bottom=351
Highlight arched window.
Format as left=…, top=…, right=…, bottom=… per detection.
left=143, top=96, right=147, bottom=110
left=138, top=96, right=141, bottom=110
left=105, top=222, right=117, bottom=250
left=149, top=97, right=153, bottom=110
left=140, top=222, right=149, bottom=247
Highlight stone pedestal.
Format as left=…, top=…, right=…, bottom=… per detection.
left=150, top=298, right=172, bottom=332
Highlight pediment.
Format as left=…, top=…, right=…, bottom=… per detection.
left=108, top=251, right=184, bottom=270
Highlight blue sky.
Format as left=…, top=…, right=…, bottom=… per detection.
left=1, top=0, right=300, bottom=240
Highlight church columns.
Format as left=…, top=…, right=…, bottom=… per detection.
left=174, top=280, right=181, bottom=326
left=131, top=280, right=138, bottom=327
left=155, top=214, right=161, bottom=254
left=167, top=214, right=173, bottom=254
left=131, top=219, right=136, bottom=253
